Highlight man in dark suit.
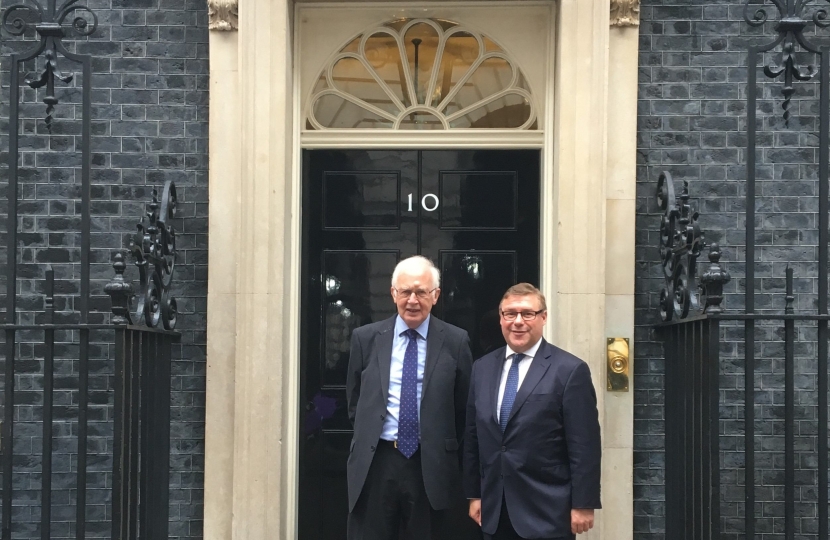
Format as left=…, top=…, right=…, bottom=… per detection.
left=463, top=283, right=601, bottom=540
left=346, top=255, right=473, bottom=540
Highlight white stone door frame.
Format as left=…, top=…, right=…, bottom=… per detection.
left=204, top=1, right=639, bottom=539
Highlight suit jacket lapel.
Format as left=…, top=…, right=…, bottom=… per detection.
left=506, top=340, right=553, bottom=426
left=421, top=317, right=444, bottom=401
left=491, top=346, right=508, bottom=424
left=377, top=317, right=396, bottom=405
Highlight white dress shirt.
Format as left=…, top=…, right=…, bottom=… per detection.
left=496, top=338, right=543, bottom=422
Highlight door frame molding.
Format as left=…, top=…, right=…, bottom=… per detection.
left=299, top=130, right=545, bottom=149
left=204, top=1, right=638, bottom=539
left=290, top=12, right=555, bottom=538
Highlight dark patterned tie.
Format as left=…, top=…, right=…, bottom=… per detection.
left=499, top=353, right=524, bottom=433
left=397, top=329, right=420, bottom=458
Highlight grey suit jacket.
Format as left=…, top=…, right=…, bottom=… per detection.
left=345, top=315, right=473, bottom=512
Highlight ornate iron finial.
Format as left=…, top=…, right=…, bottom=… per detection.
left=2, top=0, right=98, bottom=130
left=105, top=181, right=178, bottom=330
left=105, top=253, right=133, bottom=326
left=44, top=266, right=55, bottom=323
left=700, top=243, right=731, bottom=315
left=743, top=0, right=830, bottom=126
left=656, top=171, right=706, bottom=321
left=785, top=266, right=795, bottom=314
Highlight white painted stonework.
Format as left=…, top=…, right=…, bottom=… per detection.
left=208, top=0, right=239, bottom=31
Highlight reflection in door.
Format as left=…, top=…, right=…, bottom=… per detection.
left=300, top=150, right=540, bottom=539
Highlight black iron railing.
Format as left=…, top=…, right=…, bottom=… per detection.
left=742, top=2, right=830, bottom=538
left=656, top=1, right=830, bottom=538
left=1, top=178, right=179, bottom=540
left=1, top=214, right=178, bottom=540
left=656, top=173, right=729, bottom=540
left=1, top=2, right=180, bottom=537
left=111, top=325, right=174, bottom=540
left=662, top=316, right=720, bottom=540
left=660, top=310, right=828, bottom=540
left=1, top=322, right=176, bottom=540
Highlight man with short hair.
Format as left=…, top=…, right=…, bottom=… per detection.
left=463, top=283, right=601, bottom=540
left=346, top=255, right=473, bottom=540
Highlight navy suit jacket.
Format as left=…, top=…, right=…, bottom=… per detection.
left=463, top=339, right=601, bottom=539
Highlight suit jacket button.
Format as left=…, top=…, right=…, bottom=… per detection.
left=370, top=446, right=376, bottom=452
left=380, top=414, right=385, bottom=419
left=501, top=446, right=506, bottom=452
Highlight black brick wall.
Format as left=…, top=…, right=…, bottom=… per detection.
left=638, top=2, right=827, bottom=539
left=0, top=0, right=208, bottom=538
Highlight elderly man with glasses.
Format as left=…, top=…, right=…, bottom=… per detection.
left=346, top=255, right=473, bottom=540
left=463, top=283, right=602, bottom=540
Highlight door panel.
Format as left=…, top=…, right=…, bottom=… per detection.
left=320, top=250, right=400, bottom=386
left=439, top=171, right=518, bottom=229
left=438, top=250, right=518, bottom=357
left=323, top=172, right=402, bottom=229
left=420, top=150, right=540, bottom=359
left=300, top=149, right=540, bottom=540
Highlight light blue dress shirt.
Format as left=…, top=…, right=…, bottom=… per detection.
left=380, top=314, right=429, bottom=441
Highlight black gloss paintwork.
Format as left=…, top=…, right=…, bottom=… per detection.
left=300, top=149, right=540, bottom=540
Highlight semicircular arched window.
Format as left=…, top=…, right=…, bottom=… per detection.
left=306, top=18, right=538, bottom=130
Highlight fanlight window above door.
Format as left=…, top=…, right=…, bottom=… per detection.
left=306, top=18, right=538, bottom=130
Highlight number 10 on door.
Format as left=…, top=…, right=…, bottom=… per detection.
left=407, top=193, right=439, bottom=212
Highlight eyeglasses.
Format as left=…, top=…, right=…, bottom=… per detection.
left=500, top=309, right=545, bottom=322
left=394, top=287, right=437, bottom=300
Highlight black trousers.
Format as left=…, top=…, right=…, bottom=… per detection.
left=347, top=440, right=453, bottom=540
left=485, top=499, right=574, bottom=540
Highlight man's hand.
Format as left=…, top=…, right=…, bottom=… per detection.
left=571, top=508, right=594, bottom=534
left=468, top=499, right=482, bottom=526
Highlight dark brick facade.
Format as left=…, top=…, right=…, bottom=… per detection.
left=0, top=0, right=208, bottom=538
left=637, top=2, right=827, bottom=539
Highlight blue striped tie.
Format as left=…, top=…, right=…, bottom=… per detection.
left=397, top=329, right=420, bottom=458
left=499, top=353, right=524, bottom=433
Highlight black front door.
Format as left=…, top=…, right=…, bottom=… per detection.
left=299, top=149, right=540, bottom=540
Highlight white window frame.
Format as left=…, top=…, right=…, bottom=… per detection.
left=295, top=2, right=554, bottom=149
left=305, top=17, right=538, bottom=132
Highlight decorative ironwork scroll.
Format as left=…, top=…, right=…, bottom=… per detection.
left=2, top=0, right=98, bottom=130
left=739, top=6, right=830, bottom=538
left=106, top=181, right=178, bottom=330
left=700, top=243, right=731, bottom=315
left=657, top=172, right=704, bottom=320
left=2, top=3, right=100, bottom=537
left=656, top=172, right=729, bottom=321
left=306, top=18, right=538, bottom=130
left=4, top=0, right=97, bottom=331
left=743, top=0, right=830, bottom=125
